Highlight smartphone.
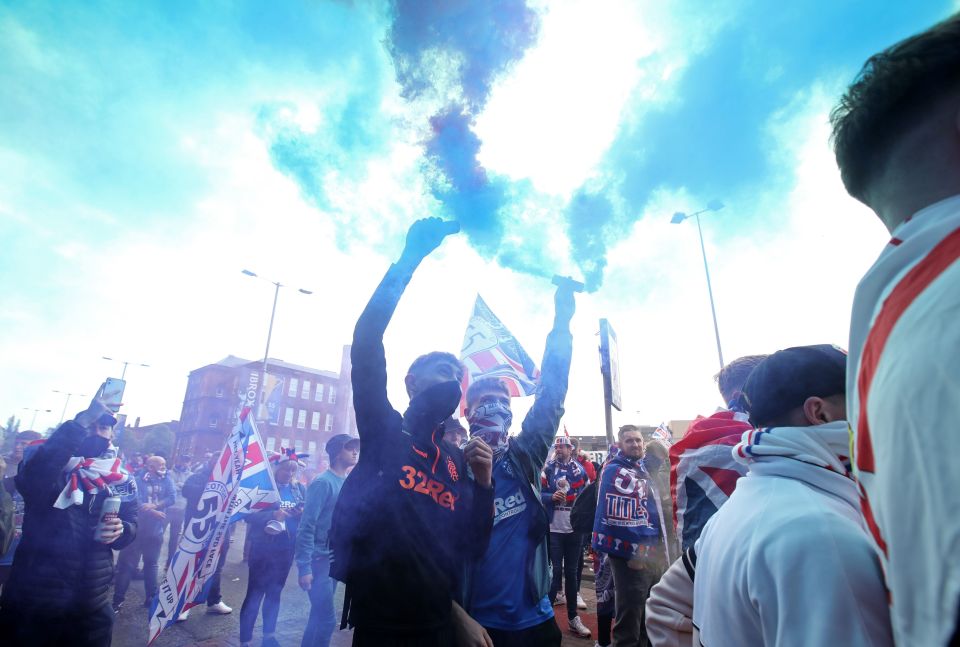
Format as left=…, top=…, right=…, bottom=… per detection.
left=99, top=377, right=126, bottom=411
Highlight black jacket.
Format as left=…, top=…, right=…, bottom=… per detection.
left=0, top=421, right=138, bottom=614
left=330, top=261, right=494, bottom=635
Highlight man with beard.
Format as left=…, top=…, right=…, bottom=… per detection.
left=0, top=396, right=138, bottom=646
left=593, top=425, right=670, bottom=647
left=329, top=217, right=495, bottom=647
left=464, top=280, right=576, bottom=646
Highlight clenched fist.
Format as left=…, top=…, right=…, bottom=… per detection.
left=463, top=437, right=493, bottom=488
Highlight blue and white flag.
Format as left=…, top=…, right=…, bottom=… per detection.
left=148, top=408, right=278, bottom=644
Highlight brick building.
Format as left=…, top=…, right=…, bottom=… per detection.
left=175, top=346, right=357, bottom=469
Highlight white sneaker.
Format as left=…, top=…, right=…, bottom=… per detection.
left=207, top=601, right=232, bottom=615
left=577, top=592, right=587, bottom=609
left=553, top=592, right=566, bottom=606
left=569, top=615, right=592, bottom=638
left=176, top=609, right=190, bottom=622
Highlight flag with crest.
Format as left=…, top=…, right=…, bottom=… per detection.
left=148, top=408, right=278, bottom=644
left=460, top=295, right=540, bottom=405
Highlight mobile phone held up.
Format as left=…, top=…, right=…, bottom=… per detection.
left=98, top=377, right=126, bottom=412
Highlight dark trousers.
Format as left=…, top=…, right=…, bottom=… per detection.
left=114, top=531, right=162, bottom=606
left=301, top=555, right=337, bottom=647
left=549, top=532, right=582, bottom=620
left=239, top=544, right=294, bottom=642
left=485, top=617, right=562, bottom=647
left=576, top=531, right=590, bottom=590
left=0, top=603, right=114, bottom=647
left=352, top=623, right=454, bottom=647
left=597, top=610, right=614, bottom=647
left=609, top=556, right=658, bottom=647
left=164, top=506, right=184, bottom=568
left=204, top=526, right=230, bottom=606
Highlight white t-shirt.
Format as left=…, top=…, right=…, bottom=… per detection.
left=848, top=194, right=960, bottom=646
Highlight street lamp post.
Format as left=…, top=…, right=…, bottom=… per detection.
left=671, top=199, right=726, bottom=371
left=102, top=357, right=151, bottom=380
left=242, top=269, right=313, bottom=416
left=22, top=407, right=52, bottom=429
left=52, top=390, right=87, bottom=425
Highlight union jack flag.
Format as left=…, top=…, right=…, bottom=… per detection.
left=668, top=411, right=750, bottom=551
left=460, top=294, right=539, bottom=405
left=148, top=408, right=278, bottom=644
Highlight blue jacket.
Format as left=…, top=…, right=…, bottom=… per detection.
left=470, top=323, right=573, bottom=611
left=136, top=471, right=176, bottom=538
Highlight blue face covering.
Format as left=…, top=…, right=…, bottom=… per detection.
left=468, top=401, right=513, bottom=457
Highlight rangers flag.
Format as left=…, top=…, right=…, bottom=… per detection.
left=460, top=294, right=539, bottom=403
left=668, top=411, right=750, bottom=551
left=148, top=408, right=278, bottom=644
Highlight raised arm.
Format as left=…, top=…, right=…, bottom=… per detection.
left=351, top=218, right=460, bottom=444
left=514, top=285, right=576, bottom=475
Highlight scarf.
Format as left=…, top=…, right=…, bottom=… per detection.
left=592, top=453, right=666, bottom=560
left=731, top=421, right=860, bottom=511
left=55, top=452, right=133, bottom=509
left=468, top=401, right=513, bottom=457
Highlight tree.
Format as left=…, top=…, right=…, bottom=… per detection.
left=142, top=425, right=176, bottom=460
left=2, top=415, right=21, bottom=456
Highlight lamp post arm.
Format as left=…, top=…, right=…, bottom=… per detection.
left=695, top=214, right=725, bottom=369
left=259, top=282, right=281, bottom=413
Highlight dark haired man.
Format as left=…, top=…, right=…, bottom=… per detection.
left=592, top=425, right=670, bottom=647
left=691, top=345, right=891, bottom=646
left=831, top=13, right=960, bottom=645
left=330, top=217, right=495, bottom=647
left=296, top=433, right=360, bottom=647
left=646, top=355, right=765, bottom=647
left=464, top=280, right=576, bottom=646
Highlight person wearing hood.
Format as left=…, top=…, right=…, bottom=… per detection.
left=691, top=345, right=892, bottom=647
left=592, top=424, right=671, bottom=647
left=0, top=396, right=138, bottom=646
left=645, top=355, right=765, bottom=647
left=328, top=217, right=495, bottom=647
left=464, top=280, right=576, bottom=646
left=112, top=454, right=176, bottom=613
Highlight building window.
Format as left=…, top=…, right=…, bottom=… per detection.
left=297, top=410, right=306, bottom=429
left=209, top=416, right=218, bottom=428
left=324, top=414, right=333, bottom=432
left=328, top=386, right=337, bottom=404
left=266, top=437, right=276, bottom=452
left=284, top=407, right=294, bottom=427
left=308, top=440, right=317, bottom=456
left=295, top=439, right=304, bottom=453
left=311, top=412, right=320, bottom=431
left=280, top=438, right=290, bottom=452
left=302, top=380, right=310, bottom=399
left=288, top=377, right=299, bottom=398
left=314, top=383, right=324, bottom=402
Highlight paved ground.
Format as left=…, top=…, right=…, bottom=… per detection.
left=112, top=523, right=601, bottom=647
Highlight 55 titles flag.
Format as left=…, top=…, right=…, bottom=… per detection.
left=148, top=409, right=278, bottom=644
left=460, top=294, right=540, bottom=404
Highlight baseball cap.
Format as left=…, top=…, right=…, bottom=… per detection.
left=326, top=433, right=360, bottom=459
left=97, top=412, right=118, bottom=427
left=741, top=344, right=847, bottom=427
left=555, top=435, right=573, bottom=447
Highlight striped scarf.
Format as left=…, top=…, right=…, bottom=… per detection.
left=55, top=454, right=132, bottom=509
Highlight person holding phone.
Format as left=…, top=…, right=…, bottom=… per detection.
left=0, top=393, right=138, bottom=647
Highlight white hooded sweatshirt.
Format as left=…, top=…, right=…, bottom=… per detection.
left=848, top=194, right=960, bottom=646
left=692, top=422, right=892, bottom=647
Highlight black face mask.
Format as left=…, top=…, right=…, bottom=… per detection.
left=405, top=380, right=463, bottom=432
left=78, top=434, right=110, bottom=459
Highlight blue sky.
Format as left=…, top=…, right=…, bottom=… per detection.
left=1, top=0, right=954, bottom=434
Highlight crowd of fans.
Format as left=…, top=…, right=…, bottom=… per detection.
left=0, top=13, right=959, bottom=647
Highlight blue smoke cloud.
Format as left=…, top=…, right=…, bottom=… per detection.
left=386, top=0, right=541, bottom=266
